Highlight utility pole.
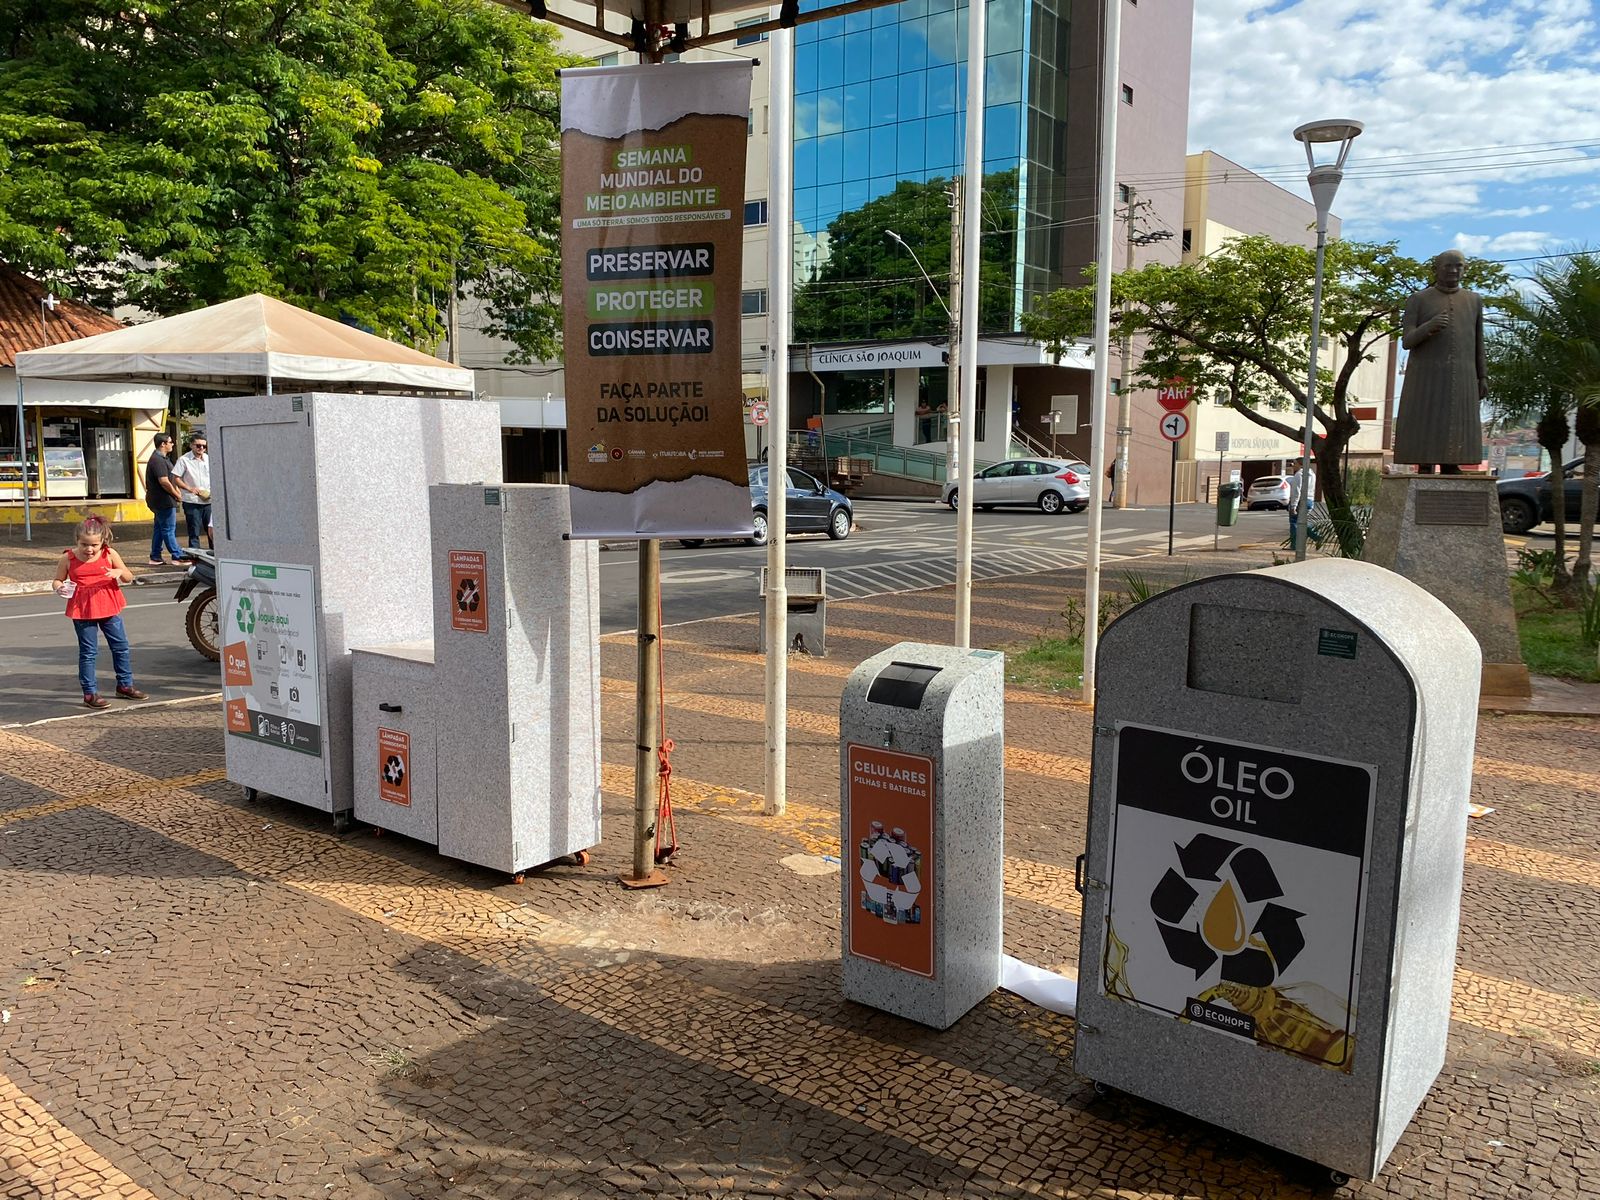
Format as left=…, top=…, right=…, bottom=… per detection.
left=945, top=176, right=962, bottom=488
left=1114, top=187, right=1136, bottom=509
left=1114, top=187, right=1173, bottom=510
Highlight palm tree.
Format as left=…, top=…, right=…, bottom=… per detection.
left=1496, top=252, right=1600, bottom=591
left=1489, top=328, right=1574, bottom=590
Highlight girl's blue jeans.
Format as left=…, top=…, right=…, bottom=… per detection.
left=73, top=616, right=133, bottom=695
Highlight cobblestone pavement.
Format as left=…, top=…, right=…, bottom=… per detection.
left=3, top=566, right=1599, bottom=1199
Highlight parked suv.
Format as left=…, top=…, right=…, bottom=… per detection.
left=940, top=457, right=1091, bottom=514
left=1498, top=459, right=1585, bottom=534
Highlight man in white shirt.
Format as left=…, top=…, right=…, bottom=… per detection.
left=1288, top=459, right=1317, bottom=550
left=172, top=433, right=212, bottom=550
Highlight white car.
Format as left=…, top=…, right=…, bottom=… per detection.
left=1246, top=475, right=1292, bottom=511
left=941, top=458, right=1092, bottom=515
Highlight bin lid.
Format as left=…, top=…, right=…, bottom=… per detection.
left=866, top=661, right=941, bottom=709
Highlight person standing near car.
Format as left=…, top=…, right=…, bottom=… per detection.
left=1288, top=458, right=1318, bottom=549
left=172, top=433, right=212, bottom=550
left=144, top=433, right=189, bottom=566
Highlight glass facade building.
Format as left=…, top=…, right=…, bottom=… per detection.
left=792, top=0, right=1072, bottom=335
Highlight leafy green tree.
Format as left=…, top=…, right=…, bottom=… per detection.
left=1491, top=253, right=1600, bottom=589
left=793, top=171, right=1019, bottom=343
left=0, top=0, right=570, bottom=359
left=1020, top=235, right=1509, bottom=543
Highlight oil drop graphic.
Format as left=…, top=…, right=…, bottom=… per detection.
left=1201, top=879, right=1248, bottom=954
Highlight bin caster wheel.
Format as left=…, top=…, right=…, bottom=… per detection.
left=243, top=787, right=259, bottom=804
left=1091, top=1080, right=1111, bottom=1097
left=573, top=849, right=591, bottom=866
left=1327, top=1170, right=1349, bottom=1188
left=371, top=827, right=383, bottom=837
left=512, top=872, right=526, bottom=885
left=332, top=811, right=352, bottom=834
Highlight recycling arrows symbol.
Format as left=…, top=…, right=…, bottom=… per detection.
left=236, top=595, right=255, bottom=633
left=1150, top=834, right=1306, bottom=983
left=383, top=755, right=406, bottom=787
left=455, top=578, right=481, bottom=612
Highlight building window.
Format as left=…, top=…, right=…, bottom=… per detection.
left=1121, top=84, right=1134, bottom=105
left=596, top=52, right=619, bottom=66
left=744, top=199, right=768, bottom=226
left=1181, top=228, right=1192, bottom=253
left=1117, top=183, right=1131, bottom=203
left=735, top=17, right=768, bottom=45
left=741, top=288, right=769, bottom=316
left=748, top=109, right=754, bottom=136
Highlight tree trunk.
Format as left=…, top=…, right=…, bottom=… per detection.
left=1536, top=403, right=1572, bottom=591
left=1575, top=403, right=1600, bottom=589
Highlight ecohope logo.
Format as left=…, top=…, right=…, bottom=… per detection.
left=236, top=596, right=256, bottom=634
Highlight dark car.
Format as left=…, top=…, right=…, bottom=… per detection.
left=678, top=465, right=853, bottom=548
left=1497, top=458, right=1586, bottom=534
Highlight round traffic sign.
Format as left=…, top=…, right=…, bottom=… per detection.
left=1157, top=382, right=1195, bottom=413
left=1158, top=410, right=1190, bottom=442
left=751, top=403, right=769, bottom=427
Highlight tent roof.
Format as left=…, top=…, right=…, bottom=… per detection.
left=14, top=293, right=474, bottom=395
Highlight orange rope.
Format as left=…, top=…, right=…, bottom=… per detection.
left=654, top=582, right=678, bottom=864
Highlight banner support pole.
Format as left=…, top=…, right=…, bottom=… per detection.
left=626, top=537, right=667, bottom=887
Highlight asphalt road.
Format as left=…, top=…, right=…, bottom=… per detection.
left=1, top=498, right=1276, bottom=727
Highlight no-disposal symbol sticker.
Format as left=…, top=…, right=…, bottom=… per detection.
left=448, top=549, right=489, bottom=634
left=378, top=728, right=411, bottom=807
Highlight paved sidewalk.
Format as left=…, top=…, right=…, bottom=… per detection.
left=0, top=521, right=196, bottom=592
left=2, top=566, right=1599, bottom=1198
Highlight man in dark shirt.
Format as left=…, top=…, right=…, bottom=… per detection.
left=144, top=433, right=188, bottom=566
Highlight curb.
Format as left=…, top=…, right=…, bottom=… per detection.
left=0, top=570, right=187, bottom=598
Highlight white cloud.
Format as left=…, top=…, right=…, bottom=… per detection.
left=1452, top=230, right=1555, bottom=256
left=1185, top=0, right=1600, bottom=250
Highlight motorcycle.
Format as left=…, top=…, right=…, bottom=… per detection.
left=174, top=548, right=219, bottom=661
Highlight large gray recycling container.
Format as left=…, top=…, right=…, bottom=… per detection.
left=207, top=392, right=501, bottom=826
left=1075, top=558, right=1480, bottom=1183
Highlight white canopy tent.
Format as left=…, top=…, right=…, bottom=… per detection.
left=14, top=293, right=474, bottom=396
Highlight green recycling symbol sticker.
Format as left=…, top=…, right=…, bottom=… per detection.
left=236, top=595, right=255, bottom=634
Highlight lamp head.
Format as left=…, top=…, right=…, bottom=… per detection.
left=1293, top=119, right=1362, bottom=229
left=41, top=292, right=59, bottom=313
left=884, top=229, right=905, bottom=246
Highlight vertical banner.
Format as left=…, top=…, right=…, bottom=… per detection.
left=560, top=62, right=756, bottom=539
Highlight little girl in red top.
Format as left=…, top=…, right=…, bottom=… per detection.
left=51, top=517, right=148, bottom=709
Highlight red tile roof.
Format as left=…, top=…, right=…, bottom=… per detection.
left=0, top=264, right=124, bottom=368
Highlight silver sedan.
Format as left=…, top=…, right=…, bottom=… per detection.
left=941, top=458, right=1092, bottom=514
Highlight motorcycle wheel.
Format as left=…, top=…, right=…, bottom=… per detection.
left=187, top=589, right=221, bottom=662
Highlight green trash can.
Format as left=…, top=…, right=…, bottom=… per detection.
left=1216, top=481, right=1242, bottom=527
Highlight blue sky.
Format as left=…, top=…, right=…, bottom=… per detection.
left=1187, top=0, right=1600, bottom=276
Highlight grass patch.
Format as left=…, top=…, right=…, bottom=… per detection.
left=1510, top=585, right=1600, bottom=684
left=365, top=1046, right=433, bottom=1084
left=1005, top=636, right=1085, bottom=692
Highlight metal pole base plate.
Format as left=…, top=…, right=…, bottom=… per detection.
left=619, top=870, right=670, bottom=890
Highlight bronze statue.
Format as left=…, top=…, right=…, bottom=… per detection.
left=1393, top=250, right=1486, bottom=473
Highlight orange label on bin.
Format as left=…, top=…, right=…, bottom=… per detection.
left=846, top=744, right=935, bottom=979
left=449, top=550, right=488, bottom=634
left=224, top=698, right=250, bottom=733
left=378, top=728, right=411, bottom=807
left=223, top=641, right=252, bottom=687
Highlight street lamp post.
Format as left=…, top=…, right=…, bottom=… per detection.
left=1291, top=119, right=1362, bottom=561
left=885, top=227, right=956, bottom=454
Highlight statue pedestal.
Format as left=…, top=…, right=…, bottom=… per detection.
left=1363, top=475, right=1530, bottom=697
